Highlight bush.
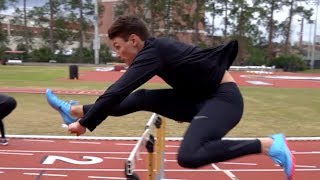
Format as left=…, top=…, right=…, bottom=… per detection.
left=31, top=47, right=54, bottom=62
left=268, top=54, right=308, bottom=72
left=245, top=47, right=267, bottom=66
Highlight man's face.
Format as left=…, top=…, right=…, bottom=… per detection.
left=112, top=35, right=141, bottom=66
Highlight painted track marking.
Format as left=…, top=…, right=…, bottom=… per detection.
left=211, top=163, right=239, bottom=180
left=23, top=172, right=68, bottom=177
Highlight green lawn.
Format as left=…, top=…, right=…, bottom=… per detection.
left=1, top=65, right=320, bottom=137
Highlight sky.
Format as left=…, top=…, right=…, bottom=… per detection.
left=1, top=0, right=48, bottom=14
left=1, top=0, right=319, bottom=44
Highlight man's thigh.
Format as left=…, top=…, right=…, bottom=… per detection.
left=115, top=89, right=199, bottom=122
left=180, top=96, right=243, bottom=151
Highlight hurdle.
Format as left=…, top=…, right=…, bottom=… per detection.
left=125, top=113, right=166, bottom=180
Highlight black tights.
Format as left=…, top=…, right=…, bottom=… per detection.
left=83, top=83, right=261, bottom=168
left=0, top=94, right=17, bottom=138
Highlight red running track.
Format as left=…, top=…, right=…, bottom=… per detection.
left=0, top=137, right=319, bottom=180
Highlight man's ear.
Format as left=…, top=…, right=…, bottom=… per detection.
left=129, top=34, right=141, bottom=46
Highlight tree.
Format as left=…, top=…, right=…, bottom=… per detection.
left=228, top=0, right=251, bottom=64
left=63, top=0, right=95, bottom=63
left=182, top=0, right=207, bottom=45
left=254, top=0, right=287, bottom=61
left=283, top=0, right=313, bottom=53
left=206, top=0, right=224, bottom=37
left=115, top=0, right=168, bottom=36
left=26, top=1, right=72, bottom=51
left=0, top=0, right=18, bottom=59
left=221, top=0, right=232, bottom=38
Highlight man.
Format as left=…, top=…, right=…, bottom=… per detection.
left=0, top=94, right=17, bottom=145
left=46, top=15, right=295, bottom=179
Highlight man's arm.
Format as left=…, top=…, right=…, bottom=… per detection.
left=78, top=48, right=163, bottom=131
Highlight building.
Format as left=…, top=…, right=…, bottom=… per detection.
left=98, top=0, right=208, bottom=48
left=0, top=0, right=208, bottom=51
left=99, top=0, right=119, bottom=48
left=0, top=15, right=93, bottom=51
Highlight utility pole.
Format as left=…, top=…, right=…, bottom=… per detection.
left=307, top=23, right=313, bottom=60
left=93, top=0, right=100, bottom=64
left=299, top=18, right=304, bottom=47
left=165, top=0, right=172, bottom=37
left=23, top=0, right=29, bottom=52
left=310, top=0, right=320, bottom=69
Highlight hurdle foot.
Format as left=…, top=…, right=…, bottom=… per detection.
left=126, top=173, right=140, bottom=180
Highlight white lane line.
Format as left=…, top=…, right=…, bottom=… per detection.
left=166, top=145, right=180, bottom=148
left=0, top=171, right=3, bottom=173
left=275, top=164, right=317, bottom=168
left=104, top=156, right=143, bottom=160
left=115, top=143, right=180, bottom=148
left=221, top=162, right=257, bottom=166
left=246, top=80, right=273, bottom=86
left=69, top=141, right=101, bottom=145
left=0, top=152, right=33, bottom=156
left=103, top=157, right=127, bottom=160
left=295, top=165, right=317, bottom=168
left=115, top=143, right=135, bottom=146
left=89, top=176, right=126, bottom=179
left=161, top=159, right=258, bottom=166
left=0, top=149, right=178, bottom=154
left=0, top=150, right=125, bottom=154
left=0, top=167, right=319, bottom=172
left=211, top=163, right=239, bottom=180
left=293, top=151, right=320, bottom=154
left=23, top=172, right=67, bottom=177
left=23, top=139, right=55, bottom=142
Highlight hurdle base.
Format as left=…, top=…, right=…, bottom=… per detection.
left=126, top=173, right=140, bottom=180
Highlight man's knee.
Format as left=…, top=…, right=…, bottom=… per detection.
left=6, top=96, right=17, bottom=111
left=177, top=152, right=201, bottom=169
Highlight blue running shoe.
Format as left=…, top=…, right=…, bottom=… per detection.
left=269, top=133, right=295, bottom=180
left=46, top=89, right=78, bottom=125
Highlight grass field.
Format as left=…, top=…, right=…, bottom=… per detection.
left=1, top=65, right=320, bottom=137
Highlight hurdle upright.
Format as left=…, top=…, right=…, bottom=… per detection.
left=125, top=113, right=166, bottom=180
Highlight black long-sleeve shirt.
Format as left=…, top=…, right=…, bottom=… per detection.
left=79, top=37, right=238, bottom=131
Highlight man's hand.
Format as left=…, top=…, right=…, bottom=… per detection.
left=68, top=122, right=86, bottom=136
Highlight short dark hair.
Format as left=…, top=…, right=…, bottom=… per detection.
left=108, top=15, right=150, bottom=41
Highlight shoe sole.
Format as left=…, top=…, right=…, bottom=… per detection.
left=285, top=137, right=296, bottom=180
left=46, top=90, right=60, bottom=111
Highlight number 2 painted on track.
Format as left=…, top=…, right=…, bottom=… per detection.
left=43, top=155, right=103, bottom=165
